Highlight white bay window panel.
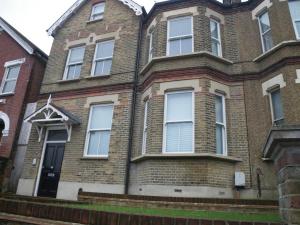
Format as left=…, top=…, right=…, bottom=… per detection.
left=85, top=104, right=114, bottom=157
left=288, top=1, right=300, bottom=39
left=90, top=3, right=105, bottom=21
left=64, top=46, right=85, bottom=80
left=164, top=91, right=194, bottom=153
left=215, top=94, right=227, bottom=156
left=258, top=12, right=273, bottom=52
left=142, top=100, right=148, bottom=154
left=1, top=64, right=21, bottom=94
left=210, top=19, right=222, bottom=57
left=168, top=16, right=193, bottom=56
left=92, top=40, right=114, bottom=76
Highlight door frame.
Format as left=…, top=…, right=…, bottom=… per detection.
left=34, top=126, right=67, bottom=197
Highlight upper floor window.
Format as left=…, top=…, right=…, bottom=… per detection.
left=163, top=91, right=194, bottom=153
left=215, top=94, right=227, bottom=156
left=148, top=31, right=154, bottom=61
left=269, top=88, right=284, bottom=125
left=210, top=19, right=222, bottom=57
left=288, top=0, right=300, bottom=39
left=258, top=11, right=273, bottom=52
left=92, top=40, right=114, bottom=76
left=64, top=46, right=85, bottom=80
left=90, top=2, right=105, bottom=21
left=85, top=104, right=114, bottom=157
left=1, top=64, right=21, bottom=94
left=167, top=16, right=193, bottom=56
left=142, top=100, right=149, bottom=154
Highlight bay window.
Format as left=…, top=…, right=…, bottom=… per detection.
left=167, top=16, right=193, bottom=56
left=269, top=89, right=284, bottom=125
left=258, top=11, right=273, bottom=52
left=215, top=94, right=227, bottom=156
left=85, top=104, right=114, bottom=157
left=210, top=19, right=222, bottom=57
left=288, top=0, right=300, bottom=39
left=163, top=91, right=194, bottom=153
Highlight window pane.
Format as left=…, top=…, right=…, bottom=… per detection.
left=215, top=95, right=224, bottom=123
left=263, top=31, right=273, bottom=51
left=288, top=1, right=300, bottom=21
left=48, top=130, right=68, bottom=141
left=102, top=60, right=112, bottom=75
left=259, top=12, right=270, bottom=33
left=90, top=105, right=113, bottom=129
left=181, top=38, right=193, bottom=54
left=167, top=92, right=193, bottom=122
left=296, top=21, right=300, bottom=37
left=211, top=40, right=219, bottom=56
left=271, top=90, right=284, bottom=121
left=210, top=20, right=219, bottom=39
left=87, top=131, right=101, bottom=155
left=169, top=39, right=180, bottom=56
left=216, top=124, right=224, bottom=155
left=94, top=61, right=104, bottom=76
left=7, top=65, right=20, bottom=79
left=98, top=131, right=110, bottom=155
left=67, top=64, right=81, bottom=79
left=93, top=3, right=105, bottom=15
left=169, top=17, right=192, bottom=37
left=2, top=80, right=16, bottom=93
left=166, top=122, right=193, bottom=152
left=96, top=41, right=114, bottom=59
left=94, top=59, right=112, bottom=76
left=69, top=47, right=85, bottom=64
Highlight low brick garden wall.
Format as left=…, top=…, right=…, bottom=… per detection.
left=0, top=198, right=285, bottom=225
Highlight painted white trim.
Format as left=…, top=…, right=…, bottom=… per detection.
left=161, top=7, right=199, bottom=21
left=90, top=2, right=105, bottom=21
left=167, top=16, right=194, bottom=56
left=157, top=79, right=202, bottom=96
left=215, top=93, right=227, bottom=156
left=47, top=0, right=143, bottom=36
left=34, top=127, right=67, bottom=197
left=148, top=31, right=154, bottom=62
left=162, top=90, right=195, bottom=154
left=4, top=58, right=26, bottom=67
left=0, top=112, right=10, bottom=137
left=296, top=69, right=300, bottom=84
left=0, top=61, right=22, bottom=95
left=0, top=19, right=34, bottom=54
left=83, top=104, right=114, bottom=158
left=142, top=100, right=148, bottom=155
left=63, top=46, right=85, bottom=80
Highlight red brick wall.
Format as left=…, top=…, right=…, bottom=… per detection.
left=0, top=31, right=45, bottom=158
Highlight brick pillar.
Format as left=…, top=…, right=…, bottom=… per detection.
left=263, top=127, right=300, bottom=224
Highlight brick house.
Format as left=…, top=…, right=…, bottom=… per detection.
left=17, top=0, right=300, bottom=213
left=0, top=18, right=48, bottom=192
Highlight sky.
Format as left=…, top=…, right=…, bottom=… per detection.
left=0, top=0, right=163, bottom=54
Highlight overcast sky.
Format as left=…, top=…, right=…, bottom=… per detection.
left=0, top=0, right=163, bottom=54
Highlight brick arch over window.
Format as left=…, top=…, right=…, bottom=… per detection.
left=0, top=112, right=10, bottom=137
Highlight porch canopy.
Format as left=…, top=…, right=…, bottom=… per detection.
left=25, top=96, right=81, bottom=142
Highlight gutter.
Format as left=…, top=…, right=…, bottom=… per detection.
left=124, top=16, right=144, bottom=195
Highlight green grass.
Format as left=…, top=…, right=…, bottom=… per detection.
left=64, top=203, right=281, bottom=223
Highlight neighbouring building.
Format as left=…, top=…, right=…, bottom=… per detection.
left=17, top=1, right=300, bottom=222
left=0, top=18, right=48, bottom=192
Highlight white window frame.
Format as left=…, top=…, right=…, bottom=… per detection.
left=210, top=19, right=222, bottom=57
left=0, top=59, right=24, bottom=94
left=167, top=16, right=194, bottom=56
left=268, top=88, right=284, bottom=125
left=288, top=1, right=300, bottom=40
left=84, top=104, right=114, bottom=158
left=257, top=11, right=273, bottom=53
left=91, top=40, right=115, bottom=77
left=63, top=46, right=85, bottom=80
left=163, top=90, right=195, bottom=154
left=90, top=2, right=105, bottom=21
left=148, top=31, right=154, bottom=61
left=215, top=93, right=227, bottom=156
left=142, top=100, right=148, bottom=154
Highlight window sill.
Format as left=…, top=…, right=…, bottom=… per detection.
left=86, top=18, right=103, bottom=25
left=57, top=79, right=81, bottom=84
left=0, top=92, right=15, bottom=97
left=131, top=153, right=242, bottom=163
left=81, top=156, right=108, bottom=160
left=84, top=75, right=110, bottom=80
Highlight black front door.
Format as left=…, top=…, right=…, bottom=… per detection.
left=38, top=143, right=65, bottom=198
